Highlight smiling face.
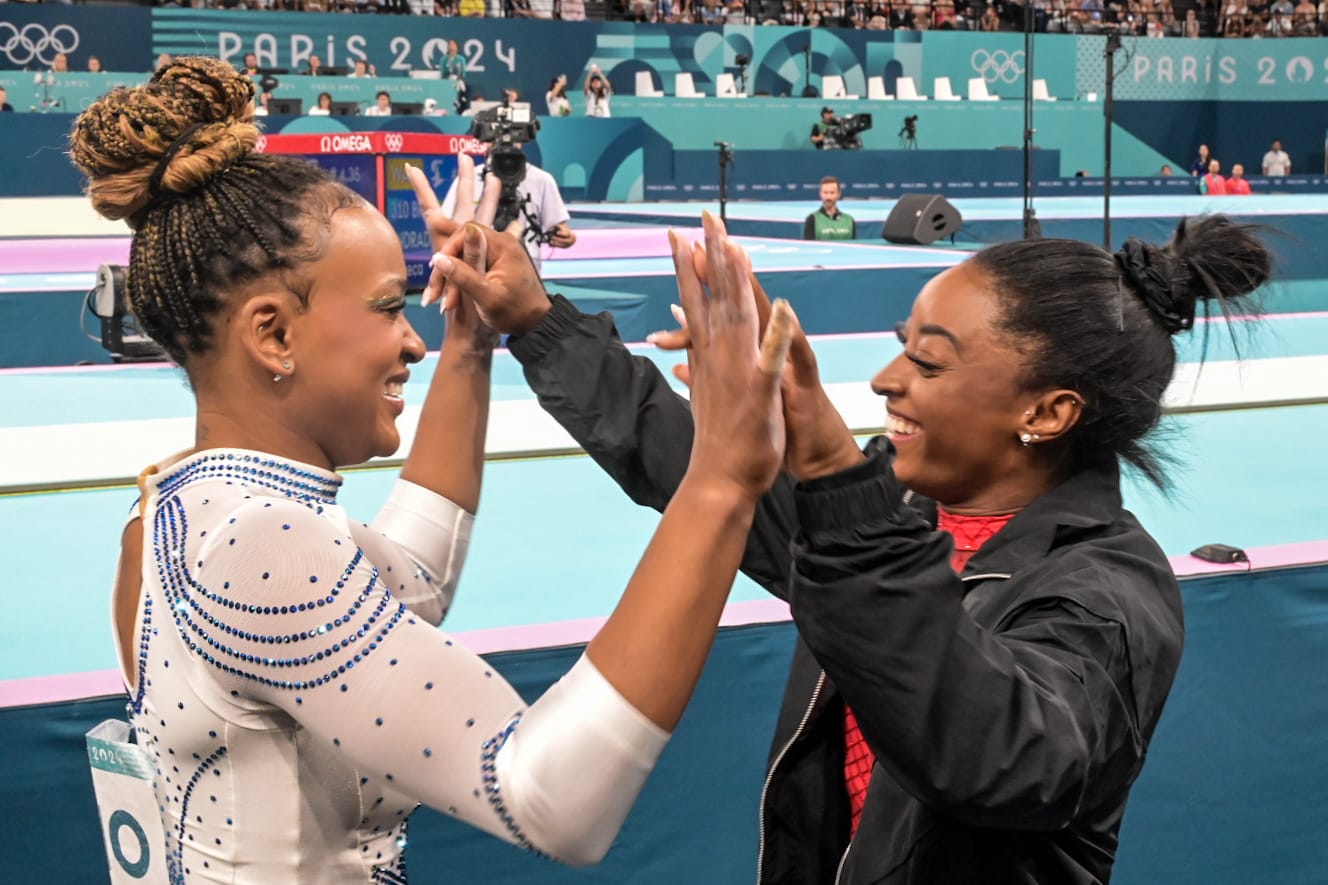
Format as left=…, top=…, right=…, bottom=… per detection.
left=278, top=207, right=424, bottom=468
left=871, top=262, right=1052, bottom=513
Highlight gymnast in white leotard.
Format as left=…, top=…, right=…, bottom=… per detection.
left=74, top=56, right=789, bottom=883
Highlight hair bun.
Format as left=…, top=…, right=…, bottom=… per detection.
left=1114, top=238, right=1195, bottom=334
left=71, top=56, right=261, bottom=225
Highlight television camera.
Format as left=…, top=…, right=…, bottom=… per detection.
left=824, top=112, right=873, bottom=150
left=899, top=114, right=918, bottom=149
left=469, top=102, right=552, bottom=241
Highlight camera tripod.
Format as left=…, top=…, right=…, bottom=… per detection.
left=898, top=129, right=917, bottom=150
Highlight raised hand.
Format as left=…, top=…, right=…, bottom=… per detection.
left=672, top=212, right=786, bottom=500
left=653, top=232, right=863, bottom=482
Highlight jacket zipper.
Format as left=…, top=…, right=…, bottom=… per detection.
left=756, top=671, right=826, bottom=882
left=765, top=491, right=1009, bottom=884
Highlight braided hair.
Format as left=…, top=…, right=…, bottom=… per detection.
left=971, top=215, right=1273, bottom=489
left=69, top=56, right=361, bottom=367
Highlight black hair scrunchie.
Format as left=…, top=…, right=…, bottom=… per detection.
left=1114, top=237, right=1195, bottom=334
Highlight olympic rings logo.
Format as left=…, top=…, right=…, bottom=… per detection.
left=971, top=49, right=1025, bottom=84
left=385, top=133, right=404, bottom=153
left=0, top=23, right=80, bottom=67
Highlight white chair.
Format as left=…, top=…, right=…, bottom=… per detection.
left=967, top=78, right=1000, bottom=101
left=894, top=77, right=927, bottom=101
left=820, top=74, right=860, bottom=100
left=934, top=77, right=961, bottom=101
left=715, top=72, right=745, bottom=98
left=634, top=70, right=664, bottom=97
left=1032, top=78, right=1057, bottom=101
left=674, top=71, right=704, bottom=98
left=867, top=76, right=893, bottom=101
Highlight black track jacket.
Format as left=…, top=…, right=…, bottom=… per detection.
left=508, top=296, right=1185, bottom=884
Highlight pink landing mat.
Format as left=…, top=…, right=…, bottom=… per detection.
left=0, top=237, right=132, bottom=274
left=0, top=228, right=699, bottom=273
left=549, top=226, right=704, bottom=261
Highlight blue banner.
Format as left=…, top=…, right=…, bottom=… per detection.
left=1078, top=35, right=1328, bottom=102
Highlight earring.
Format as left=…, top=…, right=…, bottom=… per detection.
left=1032, top=433, right=1041, bottom=442
left=273, top=373, right=282, bottom=383
left=1020, top=432, right=1032, bottom=446
left=273, top=362, right=292, bottom=384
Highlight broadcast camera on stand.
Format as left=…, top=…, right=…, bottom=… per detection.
left=469, top=102, right=555, bottom=246
left=824, top=113, right=873, bottom=150
left=899, top=115, right=919, bottom=149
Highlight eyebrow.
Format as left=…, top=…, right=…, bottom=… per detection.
left=366, top=278, right=409, bottom=301
left=916, top=323, right=963, bottom=354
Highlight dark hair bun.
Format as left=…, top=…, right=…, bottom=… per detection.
left=70, top=56, right=261, bottom=224
left=1166, top=214, right=1273, bottom=319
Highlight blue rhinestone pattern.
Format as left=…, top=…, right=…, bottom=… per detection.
left=479, top=714, right=549, bottom=859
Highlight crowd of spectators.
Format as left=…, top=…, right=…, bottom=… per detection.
left=139, top=0, right=1328, bottom=35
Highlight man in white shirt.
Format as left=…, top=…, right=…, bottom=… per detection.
left=363, top=91, right=393, bottom=117
left=440, top=146, right=576, bottom=272
left=1262, top=139, right=1291, bottom=176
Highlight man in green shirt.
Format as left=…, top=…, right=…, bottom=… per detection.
left=803, top=176, right=857, bottom=240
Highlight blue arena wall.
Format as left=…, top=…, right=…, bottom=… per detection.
left=2, top=562, right=1327, bottom=884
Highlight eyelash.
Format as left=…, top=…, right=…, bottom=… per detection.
left=894, top=322, right=942, bottom=376
left=375, top=298, right=407, bottom=316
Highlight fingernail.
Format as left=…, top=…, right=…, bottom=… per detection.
left=464, top=223, right=482, bottom=245
left=670, top=304, right=686, bottom=325
left=428, top=251, right=445, bottom=268
left=646, top=332, right=659, bottom=343
left=434, top=255, right=454, bottom=273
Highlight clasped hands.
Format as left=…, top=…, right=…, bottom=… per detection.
left=408, top=161, right=863, bottom=487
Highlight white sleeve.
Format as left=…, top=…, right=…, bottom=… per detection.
left=183, top=496, right=669, bottom=863
left=535, top=168, right=570, bottom=229
left=351, top=478, right=473, bottom=625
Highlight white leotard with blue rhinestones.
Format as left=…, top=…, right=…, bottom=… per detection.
left=116, top=449, right=668, bottom=884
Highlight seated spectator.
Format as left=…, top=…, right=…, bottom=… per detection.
left=1293, top=0, right=1318, bottom=30
left=1226, top=164, right=1252, bottom=195
left=304, top=54, right=324, bottom=76
left=363, top=90, right=393, bottom=116
left=981, top=4, right=1002, bottom=28
left=560, top=0, right=588, bottom=17
left=87, top=55, right=103, bottom=74
left=422, top=97, right=448, bottom=116
left=1199, top=159, right=1226, bottom=196
left=252, top=91, right=271, bottom=116
left=460, top=0, right=487, bottom=15
left=510, top=0, right=535, bottom=16
left=52, top=53, right=70, bottom=74
left=308, top=92, right=333, bottom=115
left=240, top=53, right=261, bottom=77
left=0, top=86, right=13, bottom=113
left=1160, top=164, right=1174, bottom=176
left=347, top=58, right=376, bottom=78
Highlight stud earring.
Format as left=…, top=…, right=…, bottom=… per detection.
left=1020, top=432, right=1032, bottom=446
left=274, top=362, right=292, bottom=383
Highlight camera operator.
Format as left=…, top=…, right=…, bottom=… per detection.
left=440, top=105, right=576, bottom=273
left=811, top=106, right=837, bottom=150
left=803, top=175, right=857, bottom=241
